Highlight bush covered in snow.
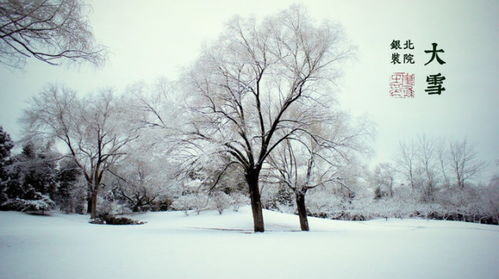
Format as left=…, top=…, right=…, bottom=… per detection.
left=231, top=192, right=250, bottom=212
left=1, top=194, right=55, bottom=215
left=97, top=198, right=132, bottom=216
left=211, top=192, right=233, bottom=215
left=171, top=192, right=209, bottom=215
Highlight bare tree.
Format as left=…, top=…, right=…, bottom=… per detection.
left=268, top=112, right=371, bottom=231
left=437, top=139, right=451, bottom=188
left=268, top=138, right=327, bottom=231
left=109, top=160, right=162, bottom=212
left=416, top=135, right=438, bottom=202
left=398, top=140, right=417, bottom=191
left=0, top=0, right=105, bottom=67
left=372, top=162, right=395, bottom=199
left=398, top=136, right=439, bottom=201
left=22, top=85, right=139, bottom=218
left=106, top=133, right=181, bottom=212
left=178, top=6, right=352, bottom=232
left=449, top=139, right=485, bottom=189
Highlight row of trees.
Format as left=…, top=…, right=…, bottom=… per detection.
left=1, top=115, right=497, bottom=228
left=373, top=136, right=487, bottom=202
left=361, top=136, right=498, bottom=224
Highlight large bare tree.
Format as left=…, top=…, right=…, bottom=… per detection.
left=0, top=0, right=105, bottom=67
left=180, top=6, right=352, bottom=232
left=22, top=85, right=139, bottom=218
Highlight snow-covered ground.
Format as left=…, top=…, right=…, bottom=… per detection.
left=1, top=207, right=498, bottom=279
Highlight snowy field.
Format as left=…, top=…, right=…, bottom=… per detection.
left=1, top=207, right=498, bottom=279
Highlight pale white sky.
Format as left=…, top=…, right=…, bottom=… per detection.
left=0, top=0, right=498, bottom=181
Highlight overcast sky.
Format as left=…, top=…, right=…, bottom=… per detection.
left=0, top=0, right=498, bottom=182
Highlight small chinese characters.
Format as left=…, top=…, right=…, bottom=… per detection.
left=390, top=40, right=415, bottom=64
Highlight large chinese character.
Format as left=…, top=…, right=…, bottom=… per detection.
left=425, top=73, right=446, bottom=95
left=390, top=72, right=415, bottom=98
left=424, top=43, right=446, bottom=65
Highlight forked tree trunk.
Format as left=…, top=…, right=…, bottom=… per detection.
left=295, top=192, right=309, bottom=231
left=246, top=169, right=264, bottom=232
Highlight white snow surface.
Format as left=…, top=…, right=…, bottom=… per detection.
left=1, top=207, right=498, bottom=279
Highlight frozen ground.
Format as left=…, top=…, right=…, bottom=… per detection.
left=1, top=207, right=498, bottom=279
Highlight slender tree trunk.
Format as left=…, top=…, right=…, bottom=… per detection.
left=388, top=178, right=394, bottom=198
left=246, top=169, right=264, bottom=232
left=457, top=172, right=464, bottom=189
left=295, top=192, right=309, bottom=231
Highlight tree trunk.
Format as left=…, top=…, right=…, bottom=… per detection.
left=295, top=192, right=309, bottom=231
left=90, top=190, right=98, bottom=219
left=86, top=181, right=93, bottom=214
left=246, top=169, right=264, bottom=232
left=87, top=193, right=92, bottom=214
left=457, top=173, right=464, bottom=189
left=89, top=179, right=101, bottom=219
